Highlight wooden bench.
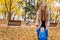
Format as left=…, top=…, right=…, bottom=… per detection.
left=7, top=20, right=21, bottom=27
left=50, top=23, right=57, bottom=27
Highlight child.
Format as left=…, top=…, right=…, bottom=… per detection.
left=36, top=27, right=48, bottom=40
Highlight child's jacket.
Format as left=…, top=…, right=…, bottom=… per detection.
left=36, top=29, right=48, bottom=40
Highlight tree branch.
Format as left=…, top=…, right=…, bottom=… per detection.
left=5, top=0, right=9, bottom=13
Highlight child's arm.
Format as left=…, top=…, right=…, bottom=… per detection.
left=36, top=28, right=40, bottom=35
left=35, top=23, right=39, bottom=33
left=45, top=27, right=48, bottom=36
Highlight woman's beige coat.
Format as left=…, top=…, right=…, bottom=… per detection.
left=36, top=8, right=50, bottom=28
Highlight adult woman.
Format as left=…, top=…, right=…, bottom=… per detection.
left=36, top=3, right=50, bottom=29
left=36, top=3, right=50, bottom=40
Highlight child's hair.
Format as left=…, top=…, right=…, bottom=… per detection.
left=39, top=27, right=45, bottom=30
left=40, top=27, right=44, bottom=29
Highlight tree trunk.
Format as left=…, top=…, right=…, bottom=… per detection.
left=8, top=0, right=12, bottom=20
left=24, top=12, right=26, bottom=21
left=7, top=12, right=12, bottom=20
left=5, top=0, right=12, bottom=20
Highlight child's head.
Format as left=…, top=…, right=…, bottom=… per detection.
left=40, top=27, right=45, bottom=32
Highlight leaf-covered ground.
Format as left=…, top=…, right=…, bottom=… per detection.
left=0, top=19, right=60, bottom=40
left=0, top=26, right=60, bottom=40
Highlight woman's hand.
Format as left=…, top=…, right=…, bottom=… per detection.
left=46, top=26, right=49, bottom=30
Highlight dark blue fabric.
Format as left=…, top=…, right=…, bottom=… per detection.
left=36, top=29, right=48, bottom=40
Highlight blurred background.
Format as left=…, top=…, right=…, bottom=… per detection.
left=0, top=0, right=60, bottom=40
left=0, top=0, right=60, bottom=23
